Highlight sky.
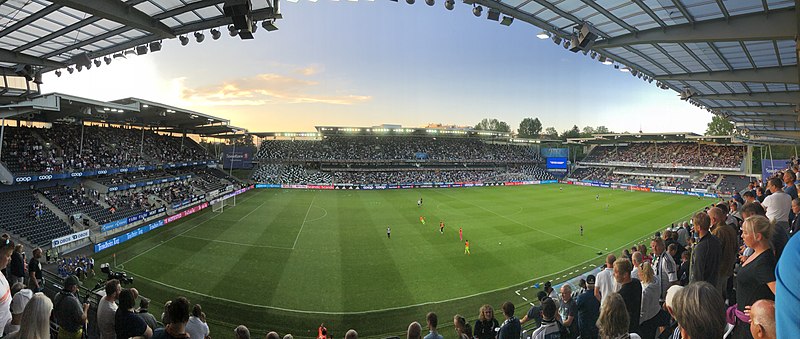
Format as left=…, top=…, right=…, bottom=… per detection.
left=40, top=1, right=713, bottom=135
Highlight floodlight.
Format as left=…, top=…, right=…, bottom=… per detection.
left=149, top=41, right=162, bottom=52
left=406, top=0, right=414, bottom=4
left=76, top=64, right=83, bottom=72
left=444, top=0, right=454, bottom=10
left=472, top=5, right=482, bottom=16
left=552, top=35, right=562, bottom=45
left=228, top=25, right=238, bottom=36
left=563, top=39, right=570, bottom=49
left=536, top=30, right=550, bottom=39
left=104, top=56, right=112, bottom=65
left=55, top=70, right=62, bottom=77
left=94, top=59, right=101, bottom=67
left=500, top=16, right=513, bottom=26
left=211, top=28, right=222, bottom=40
left=194, top=32, right=205, bottom=43
left=619, top=66, right=630, bottom=73
left=180, top=36, right=189, bottom=46
left=136, top=45, right=148, bottom=55
left=602, top=58, right=613, bottom=65
left=425, top=0, right=433, bottom=6
left=590, top=51, right=597, bottom=59
left=113, top=52, right=124, bottom=59
left=67, top=67, right=74, bottom=74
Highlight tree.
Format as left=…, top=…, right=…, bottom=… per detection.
left=517, top=118, right=542, bottom=138
left=595, top=126, right=610, bottom=134
left=475, top=118, right=511, bottom=132
left=706, top=115, right=735, bottom=136
left=544, top=127, right=559, bottom=139
left=581, top=126, right=595, bottom=137
left=561, top=125, right=581, bottom=139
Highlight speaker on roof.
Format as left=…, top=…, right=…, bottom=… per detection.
left=576, top=22, right=598, bottom=50
left=223, top=0, right=253, bottom=31
left=14, top=64, right=33, bottom=81
left=71, top=52, right=92, bottom=68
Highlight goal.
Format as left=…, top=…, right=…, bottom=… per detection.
left=211, top=195, right=236, bottom=213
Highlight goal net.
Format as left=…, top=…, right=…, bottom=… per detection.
left=211, top=195, right=236, bottom=213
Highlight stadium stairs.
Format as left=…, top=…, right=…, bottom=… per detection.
left=34, top=192, right=76, bottom=230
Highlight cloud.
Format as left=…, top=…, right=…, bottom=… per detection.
left=294, top=65, right=323, bottom=76
left=178, top=73, right=370, bottom=106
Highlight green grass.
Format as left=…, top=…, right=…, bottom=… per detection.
left=94, top=184, right=711, bottom=338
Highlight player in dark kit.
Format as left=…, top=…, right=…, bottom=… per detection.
left=580, top=225, right=584, bottom=236
left=387, top=226, right=391, bottom=239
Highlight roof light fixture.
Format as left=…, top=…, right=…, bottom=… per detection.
left=104, top=56, right=112, bottom=65
left=537, top=30, right=550, bottom=39
left=179, top=36, right=189, bottom=46
left=211, top=28, right=222, bottom=40
left=472, top=5, right=482, bottom=17
left=149, top=41, right=162, bottom=52
left=67, top=67, right=74, bottom=74
left=261, top=20, right=278, bottom=31
left=194, top=31, right=205, bottom=43
left=55, top=69, right=62, bottom=77
left=500, top=16, right=513, bottom=26
left=425, top=0, right=434, bottom=6
left=444, top=0, right=454, bottom=10
left=228, top=25, right=238, bottom=37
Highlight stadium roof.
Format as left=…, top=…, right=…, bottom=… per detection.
left=464, top=0, right=797, bottom=143
left=566, top=132, right=741, bottom=144
left=0, top=0, right=281, bottom=75
left=0, top=92, right=245, bottom=136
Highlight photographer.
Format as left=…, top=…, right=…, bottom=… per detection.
left=53, top=275, right=90, bottom=339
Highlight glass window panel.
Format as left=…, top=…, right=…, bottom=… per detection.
left=135, top=1, right=165, bottom=16
left=160, top=17, right=182, bottom=28
left=193, top=6, right=224, bottom=19
left=174, top=11, right=202, bottom=25
left=643, top=0, right=690, bottom=25
left=766, top=0, right=794, bottom=10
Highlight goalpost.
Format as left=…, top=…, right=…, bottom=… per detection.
left=211, top=195, right=236, bottom=213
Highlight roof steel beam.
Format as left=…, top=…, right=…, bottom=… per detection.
left=577, top=0, right=637, bottom=33
left=0, top=4, right=60, bottom=39
left=0, top=48, right=66, bottom=68
left=716, top=105, right=797, bottom=114
left=463, top=0, right=572, bottom=38
left=695, top=91, right=800, bottom=104
left=655, top=66, right=798, bottom=84
left=593, top=8, right=795, bottom=49
left=49, top=0, right=176, bottom=39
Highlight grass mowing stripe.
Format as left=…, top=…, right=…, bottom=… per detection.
left=117, top=192, right=259, bottom=267
left=177, top=234, right=294, bottom=249
left=433, top=189, right=604, bottom=252
left=291, top=193, right=317, bottom=249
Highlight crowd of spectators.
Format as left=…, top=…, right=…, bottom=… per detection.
left=56, top=255, right=94, bottom=279
left=581, top=143, right=744, bottom=169
left=256, top=137, right=542, bottom=162
left=0, top=125, right=210, bottom=176
left=252, top=164, right=555, bottom=185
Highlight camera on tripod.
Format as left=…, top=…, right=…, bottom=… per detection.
left=100, top=263, right=134, bottom=285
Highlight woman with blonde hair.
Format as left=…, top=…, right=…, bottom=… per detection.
left=473, top=304, right=499, bottom=339
left=454, top=314, right=473, bottom=339
left=638, top=263, right=662, bottom=339
left=6, top=293, right=53, bottom=339
left=731, top=215, right=776, bottom=338
left=597, top=293, right=641, bottom=339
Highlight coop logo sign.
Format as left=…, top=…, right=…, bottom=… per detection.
left=15, top=176, right=32, bottom=182
left=51, top=230, right=90, bottom=248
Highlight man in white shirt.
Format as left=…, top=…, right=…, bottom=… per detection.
left=763, top=177, right=792, bottom=223
left=594, top=254, right=617, bottom=305
left=97, top=279, right=121, bottom=339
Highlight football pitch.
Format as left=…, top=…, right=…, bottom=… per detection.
left=95, top=184, right=711, bottom=338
